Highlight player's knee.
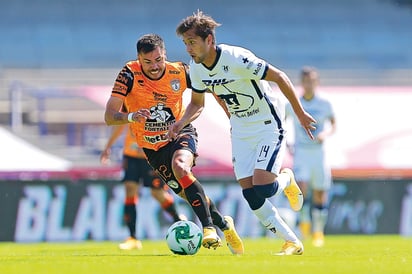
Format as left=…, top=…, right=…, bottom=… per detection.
left=172, top=150, right=194, bottom=176
left=242, top=188, right=265, bottom=210
left=124, top=181, right=138, bottom=196
left=150, top=178, right=163, bottom=190
left=172, top=160, right=189, bottom=178
left=253, top=182, right=278, bottom=198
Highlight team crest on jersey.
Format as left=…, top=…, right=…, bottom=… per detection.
left=170, top=79, right=180, bottom=91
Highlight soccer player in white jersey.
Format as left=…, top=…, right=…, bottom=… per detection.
left=170, top=10, right=317, bottom=255
left=286, top=67, right=336, bottom=247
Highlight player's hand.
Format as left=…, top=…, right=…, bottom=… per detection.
left=100, top=148, right=111, bottom=165
left=298, top=111, right=317, bottom=140
left=167, top=120, right=184, bottom=141
left=133, top=108, right=151, bottom=122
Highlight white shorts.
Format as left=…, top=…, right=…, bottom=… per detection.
left=231, top=122, right=286, bottom=180
left=292, top=146, right=332, bottom=191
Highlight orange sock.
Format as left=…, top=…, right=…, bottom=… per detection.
left=161, top=193, right=174, bottom=209
left=125, top=196, right=138, bottom=205
left=179, top=174, right=196, bottom=189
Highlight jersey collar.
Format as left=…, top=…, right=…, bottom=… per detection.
left=201, top=45, right=222, bottom=71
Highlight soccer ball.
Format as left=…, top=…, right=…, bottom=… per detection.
left=166, top=220, right=203, bottom=255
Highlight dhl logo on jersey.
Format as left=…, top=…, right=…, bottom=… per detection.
left=202, top=78, right=235, bottom=86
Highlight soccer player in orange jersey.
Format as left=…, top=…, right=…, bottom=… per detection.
left=100, top=124, right=186, bottom=250
left=104, top=33, right=243, bottom=254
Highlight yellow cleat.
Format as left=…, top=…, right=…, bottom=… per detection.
left=223, top=216, right=244, bottom=255
left=281, top=168, right=304, bottom=211
left=118, top=237, right=143, bottom=250
left=202, top=226, right=222, bottom=249
left=312, top=231, right=325, bottom=247
left=275, top=241, right=304, bottom=256
left=299, top=222, right=312, bottom=240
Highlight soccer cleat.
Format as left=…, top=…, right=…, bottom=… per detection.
left=202, top=226, right=222, bottom=249
left=299, top=221, right=312, bottom=240
left=275, top=241, right=304, bottom=256
left=178, top=214, right=188, bottom=221
left=118, top=237, right=143, bottom=250
left=312, top=231, right=325, bottom=247
left=281, top=168, right=304, bottom=211
left=223, top=216, right=244, bottom=255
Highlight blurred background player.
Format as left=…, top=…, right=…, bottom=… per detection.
left=100, top=124, right=185, bottom=250
left=286, top=66, right=336, bottom=247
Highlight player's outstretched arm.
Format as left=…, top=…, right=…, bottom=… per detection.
left=168, top=91, right=205, bottom=140
left=264, top=64, right=317, bottom=140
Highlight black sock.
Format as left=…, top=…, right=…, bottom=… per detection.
left=184, top=180, right=213, bottom=227
left=164, top=203, right=182, bottom=222
left=208, top=197, right=228, bottom=230
left=123, top=204, right=136, bottom=238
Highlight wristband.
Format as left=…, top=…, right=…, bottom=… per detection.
left=127, top=112, right=134, bottom=123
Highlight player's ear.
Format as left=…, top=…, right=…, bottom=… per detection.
left=207, top=34, right=214, bottom=45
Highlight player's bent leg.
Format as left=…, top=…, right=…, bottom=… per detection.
left=179, top=174, right=222, bottom=249
left=173, top=148, right=222, bottom=250
left=206, top=196, right=226, bottom=228
left=204, top=196, right=243, bottom=254
left=120, top=181, right=140, bottom=250
left=253, top=183, right=279, bottom=198
left=151, top=187, right=185, bottom=222
left=252, top=199, right=303, bottom=255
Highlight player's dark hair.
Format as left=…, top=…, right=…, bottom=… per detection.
left=136, top=33, right=165, bottom=55
left=176, top=10, right=221, bottom=43
left=301, top=66, right=318, bottom=79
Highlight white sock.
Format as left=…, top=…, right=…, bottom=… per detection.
left=253, top=199, right=299, bottom=242
left=300, top=203, right=311, bottom=223
left=273, top=172, right=290, bottom=196
left=312, top=208, right=328, bottom=233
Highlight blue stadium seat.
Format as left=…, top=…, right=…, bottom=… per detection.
left=0, top=0, right=411, bottom=69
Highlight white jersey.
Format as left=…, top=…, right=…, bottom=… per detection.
left=286, top=95, right=334, bottom=189
left=286, top=95, right=334, bottom=147
left=190, top=44, right=285, bottom=136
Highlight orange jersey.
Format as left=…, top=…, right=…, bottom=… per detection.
left=111, top=60, right=190, bottom=151
left=123, top=126, right=146, bottom=158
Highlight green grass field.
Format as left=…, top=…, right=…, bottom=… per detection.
left=0, top=235, right=411, bottom=274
